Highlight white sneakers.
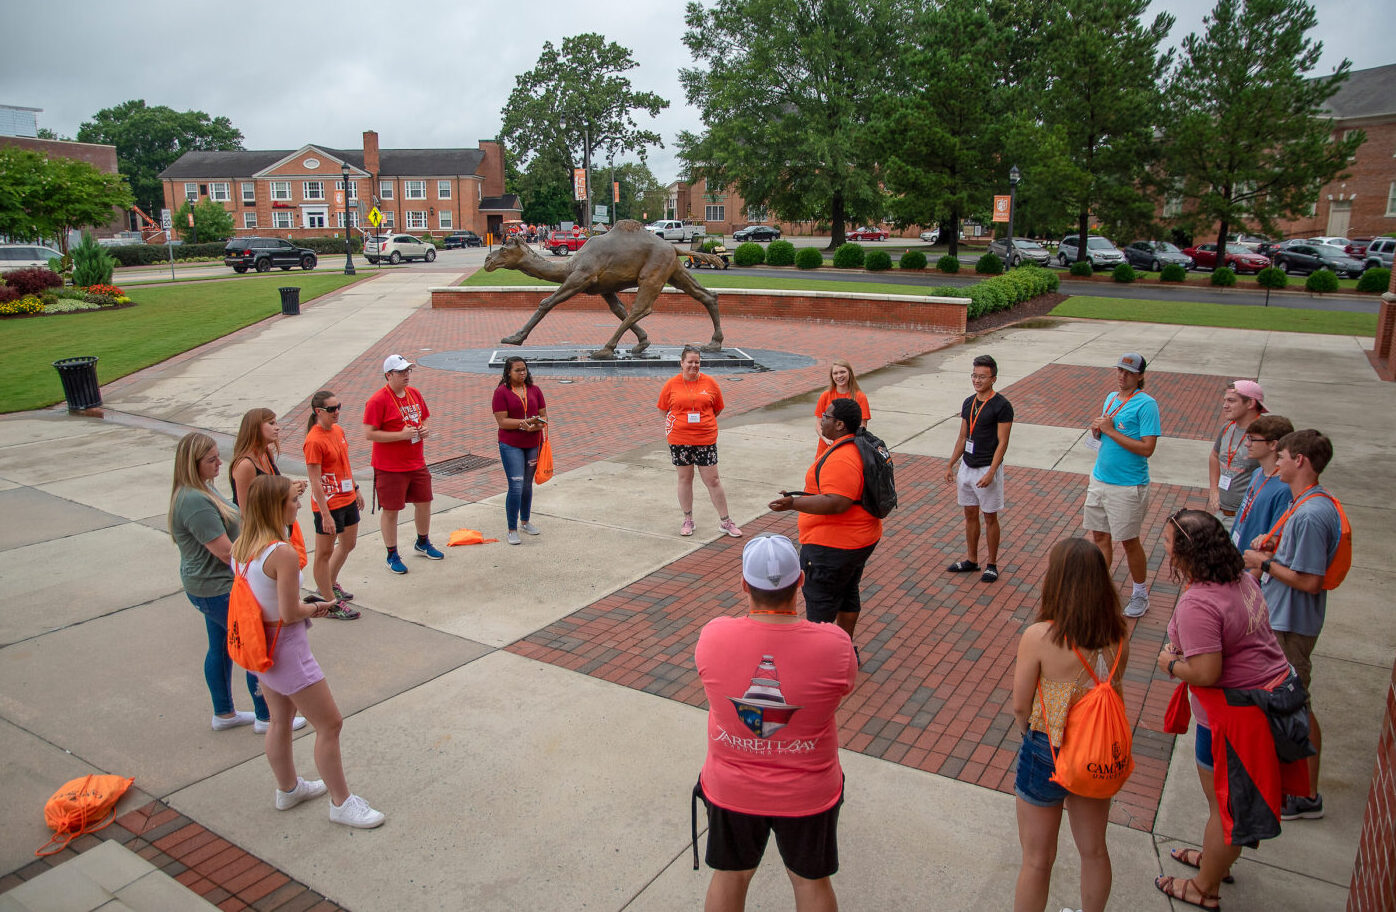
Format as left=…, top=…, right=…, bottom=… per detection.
left=211, top=711, right=255, bottom=731
left=275, top=777, right=327, bottom=810
left=329, top=794, right=386, bottom=829
left=520, top=522, right=541, bottom=535
left=254, top=715, right=307, bottom=734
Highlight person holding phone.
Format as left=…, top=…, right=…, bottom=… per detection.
left=493, top=356, right=549, bottom=545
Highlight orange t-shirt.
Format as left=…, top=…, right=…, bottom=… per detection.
left=657, top=373, right=725, bottom=446
left=302, top=424, right=356, bottom=511
left=798, top=435, right=882, bottom=549
left=815, top=389, right=871, bottom=457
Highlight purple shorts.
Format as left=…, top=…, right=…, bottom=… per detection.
left=256, top=620, right=324, bottom=696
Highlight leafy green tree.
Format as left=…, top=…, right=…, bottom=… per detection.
left=71, top=231, right=117, bottom=286
left=509, top=145, right=580, bottom=226
left=1159, top=0, right=1362, bottom=256
left=173, top=198, right=235, bottom=244
left=36, top=127, right=72, bottom=141
left=678, top=0, right=907, bottom=248
left=499, top=34, right=668, bottom=226
left=608, top=161, right=665, bottom=223
left=0, top=147, right=134, bottom=252
left=76, top=99, right=243, bottom=212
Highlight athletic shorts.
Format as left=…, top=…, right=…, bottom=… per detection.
left=957, top=462, right=1005, bottom=512
left=312, top=501, right=360, bottom=535
left=699, top=780, right=843, bottom=880
left=800, top=542, right=876, bottom=623
left=1014, top=729, right=1068, bottom=807
left=1082, top=477, right=1150, bottom=541
left=1275, top=631, right=1318, bottom=695
left=670, top=443, right=718, bottom=467
left=375, top=466, right=433, bottom=511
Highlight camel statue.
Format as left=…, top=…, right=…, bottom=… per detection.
left=482, top=219, right=727, bottom=359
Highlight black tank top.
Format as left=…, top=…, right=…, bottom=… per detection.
left=230, top=454, right=281, bottom=506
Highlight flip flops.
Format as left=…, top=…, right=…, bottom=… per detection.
left=947, top=559, right=979, bottom=573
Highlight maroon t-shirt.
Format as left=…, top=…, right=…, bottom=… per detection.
left=493, top=384, right=547, bottom=449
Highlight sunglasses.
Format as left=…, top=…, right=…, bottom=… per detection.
left=317, top=405, right=341, bottom=413
left=1243, top=435, right=1272, bottom=444
left=1168, top=510, right=1193, bottom=542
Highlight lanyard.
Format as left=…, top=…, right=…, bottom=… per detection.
left=1237, top=470, right=1277, bottom=524
left=1262, top=484, right=1323, bottom=548
left=385, top=385, right=420, bottom=426
left=511, top=384, right=533, bottom=418
left=1103, top=390, right=1135, bottom=423
left=967, top=393, right=995, bottom=438
left=1220, top=421, right=1243, bottom=469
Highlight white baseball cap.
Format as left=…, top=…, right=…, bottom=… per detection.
left=383, top=354, right=414, bottom=373
left=742, top=534, right=802, bottom=591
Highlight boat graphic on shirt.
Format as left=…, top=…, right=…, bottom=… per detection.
left=728, top=655, right=802, bottom=738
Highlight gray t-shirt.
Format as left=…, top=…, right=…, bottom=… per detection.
left=1212, top=422, right=1259, bottom=513
left=171, top=487, right=240, bottom=597
left=1261, top=486, right=1341, bottom=637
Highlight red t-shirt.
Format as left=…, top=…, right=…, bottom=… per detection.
left=815, top=389, right=870, bottom=457
left=362, top=385, right=429, bottom=472
left=798, top=435, right=882, bottom=549
left=492, top=384, right=548, bottom=449
left=302, top=424, right=356, bottom=511
left=657, top=373, right=724, bottom=446
left=696, top=616, right=856, bottom=815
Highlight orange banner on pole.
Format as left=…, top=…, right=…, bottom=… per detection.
left=992, top=195, right=1011, bottom=223
left=613, top=181, right=619, bottom=203
left=573, top=168, right=587, bottom=201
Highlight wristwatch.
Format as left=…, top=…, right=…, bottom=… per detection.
left=1261, top=558, right=1274, bottom=574
left=1167, top=658, right=1178, bottom=678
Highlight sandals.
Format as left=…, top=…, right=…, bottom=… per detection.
left=1170, top=847, right=1235, bottom=883
left=1154, top=875, right=1220, bottom=910
left=947, top=559, right=980, bottom=573
left=981, top=564, right=999, bottom=583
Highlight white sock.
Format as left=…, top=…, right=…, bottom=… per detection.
left=1132, top=582, right=1148, bottom=597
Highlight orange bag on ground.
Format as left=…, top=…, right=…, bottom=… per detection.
left=447, top=529, right=499, bottom=546
left=36, top=774, right=135, bottom=856
left=1039, top=645, right=1133, bottom=799
left=288, top=521, right=308, bottom=569
left=227, top=560, right=282, bottom=672
left=535, top=429, right=554, bottom=484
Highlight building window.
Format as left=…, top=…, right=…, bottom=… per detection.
left=1162, top=194, right=1184, bottom=218
left=746, top=206, right=767, bottom=223
left=210, top=182, right=230, bottom=202
left=184, top=182, right=198, bottom=201
left=381, top=210, right=395, bottom=228
left=334, top=180, right=358, bottom=201
left=405, top=181, right=426, bottom=200
left=379, top=181, right=393, bottom=200
left=335, top=211, right=361, bottom=228
left=705, top=205, right=725, bottom=222
left=303, top=181, right=324, bottom=201
left=437, top=180, right=452, bottom=199
left=241, top=182, right=256, bottom=203
left=438, top=210, right=453, bottom=229
left=244, top=212, right=257, bottom=229
left=270, top=181, right=291, bottom=201
left=1387, top=181, right=1396, bottom=216
left=406, top=210, right=428, bottom=229
left=272, top=211, right=293, bottom=230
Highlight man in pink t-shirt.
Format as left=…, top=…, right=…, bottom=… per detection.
left=694, top=534, right=857, bottom=911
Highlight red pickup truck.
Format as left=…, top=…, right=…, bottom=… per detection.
left=546, top=230, right=589, bottom=256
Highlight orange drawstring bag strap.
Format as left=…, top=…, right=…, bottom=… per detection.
left=36, top=774, right=135, bottom=856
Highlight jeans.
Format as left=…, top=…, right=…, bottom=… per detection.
left=499, top=442, right=540, bottom=531
left=187, top=592, right=269, bottom=720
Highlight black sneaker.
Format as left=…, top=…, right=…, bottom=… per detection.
left=1280, top=793, right=1323, bottom=820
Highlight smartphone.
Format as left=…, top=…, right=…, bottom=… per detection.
left=781, top=490, right=810, bottom=497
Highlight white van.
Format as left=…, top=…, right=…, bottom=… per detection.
left=0, top=244, right=63, bottom=271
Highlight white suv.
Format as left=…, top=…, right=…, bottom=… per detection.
left=1057, top=235, right=1126, bottom=269
left=365, top=234, right=436, bottom=265
left=0, top=243, right=63, bottom=271
left=1364, top=237, right=1394, bottom=272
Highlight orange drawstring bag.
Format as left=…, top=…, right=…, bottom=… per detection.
left=447, top=529, right=499, bottom=546
left=36, top=774, right=135, bottom=856
left=534, top=429, right=554, bottom=484
left=227, top=559, right=282, bottom=672
left=288, top=521, right=308, bottom=569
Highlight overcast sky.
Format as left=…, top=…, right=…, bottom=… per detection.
left=3, top=0, right=1390, bottom=184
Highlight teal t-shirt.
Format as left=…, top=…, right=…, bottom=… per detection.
left=1091, top=391, right=1161, bottom=486
left=171, top=487, right=240, bottom=597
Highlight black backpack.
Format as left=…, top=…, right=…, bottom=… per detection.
left=814, top=429, right=897, bottom=519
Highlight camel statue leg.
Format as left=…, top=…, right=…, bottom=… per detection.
left=667, top=268, right=724, bottom=352
left=601, top=292, right=650, bottom=353
left=590, top=281, right=662, bottom=360
left=500, top=280, right=589, bottom=346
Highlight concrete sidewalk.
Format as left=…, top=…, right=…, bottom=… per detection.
left=0, top=267, right=1389, bottom=911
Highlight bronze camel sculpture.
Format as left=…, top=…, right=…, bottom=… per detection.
left=482, top=219, right=726, bottom=359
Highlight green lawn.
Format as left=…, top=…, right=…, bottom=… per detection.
left=1, top=273, right=367, bottom=413
left=1050, top=296, right=1377, bottom=336
left=464, top=267, right=966, bottom=297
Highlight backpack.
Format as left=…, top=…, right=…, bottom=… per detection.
left=1259, top=489, right=1352, bottom=590
left=1039, top=644, right=1133, bottom=799
left=815, top=429, right=897, bottom=518
left=227, top=556, right=282, bottom=673
left=35, top=774, right=134, bottom=856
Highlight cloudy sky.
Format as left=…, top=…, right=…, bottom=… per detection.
left=4, top=0, right=1390, bottom=183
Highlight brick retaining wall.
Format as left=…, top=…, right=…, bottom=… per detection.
left=1349, top=657, right=1396, bottom=910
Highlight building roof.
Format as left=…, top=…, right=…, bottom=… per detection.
left=1321, top=62, right=1396, bottom=120
left=480, top=194, right=523, bottom=212
left=159, top=146, right=486, bottom=179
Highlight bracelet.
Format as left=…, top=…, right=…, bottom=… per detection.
left=1168, top=658, right=1178, bottom=677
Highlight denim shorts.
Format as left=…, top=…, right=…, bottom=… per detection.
left=1194, top=723, right=1214, bottom=772
left=1015, top=730, right=1068, bottom=807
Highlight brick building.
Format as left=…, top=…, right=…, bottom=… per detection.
left=158, top=131, right=520, bottom=240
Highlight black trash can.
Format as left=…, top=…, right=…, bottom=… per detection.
left=52, top=356, right=102, bottom=411
left=279, top=286, right=301, bottom=316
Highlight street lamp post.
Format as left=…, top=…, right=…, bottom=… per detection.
left=341, top=162, right=356, bottom=276
left=1006, top=164, right=1021, bottom=266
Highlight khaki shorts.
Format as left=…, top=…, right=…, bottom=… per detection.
left=957, top=462, right=1005, bottom=513
left=1275, top=630, right=1319, bottom=695
left=1082, top=477, right=1150, bottom=541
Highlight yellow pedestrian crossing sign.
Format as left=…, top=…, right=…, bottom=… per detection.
left=367, top=207, right=383, bottom=227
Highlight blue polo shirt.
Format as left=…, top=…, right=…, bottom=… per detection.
left=1091, top=391, right=1161, bottom=486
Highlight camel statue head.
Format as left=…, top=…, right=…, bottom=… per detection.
left=483, top=235, right=530, bottom=272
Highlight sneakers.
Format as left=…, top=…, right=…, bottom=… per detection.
left=1124, top=592, right=1149, bottom=618
left=507, top=530, right=521, bottom=545
left=679, top=517, right=695, bottom=537
left=329, top=793, right=386, bottom=829
left=211, top=711, right=255, bottom=732
left=254, top=715, right=307, bottom=734
left=386, top=551, right=408, bottom=574
left=326, top=601, right=361, bottom=620
left=332, top=582, right=354, bottom=601
left=275, top=777, right=327, bottom=810
left=414, top=539, right=444, bottom=560
left=719, top=518, right=743, bottom=538
left=520, top=521, right=541, bottom=536
left=1281, top=793, right=1324, bottom=820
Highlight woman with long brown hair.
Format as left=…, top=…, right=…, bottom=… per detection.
left=1011, top=537, right=1129, bottom=912
left=229, top=407, right=306, bottom=508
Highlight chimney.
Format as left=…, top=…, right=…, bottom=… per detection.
left=477, top=139, right=504, bottom=197
left=363, top=130, right=380, bottom=184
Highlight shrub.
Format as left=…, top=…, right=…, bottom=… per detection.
left=1112, top=263, right=1137, bottom=283
left=766, top=240, right=796, bottom=266
left=975, top=252, right=1004, bottom=275
left=0, top=285, right=19, bottom=304
left=865, top=250, right=892, bottom=271
left=1, top=266, right=63, bottom=295
left=296, top=236, right=365, bottom=254
left=733, top=242, right=765, bottom=267
left=83, top=283, right=125, bottom=297
left=1160, top=263, right=1187, bottom=283
left=1210, top=267, right=1237, bottom=287
left=899, top=249, right=927, bottom=270
left=1256, top=267, right=1288, bottom=289
left=106, top=241, right=229, bottom=267
left=0, top=294, right=46, bottom=315
left=700, top=239, right=724, bottom=253
left=1305, top=269, right=1338, bottom=293
left=71, top=231, right=117, bottom=287
left=1356, top=268, right=1390, bottom=293
left=55, top=286, right=89, bottom=300
left=833, top=243, right=865, bottom=268
left=1069, top=260, right=1094, bottom=277
left=83, top=292, right=118, bottom=306
left=795, top=247, right=823, bottom=269
left=936, top=254, right=960, bottom=273
left=962, top=264, right=1060, bottom=320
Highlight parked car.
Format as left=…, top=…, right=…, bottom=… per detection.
left=1272, top=242, right=1364, bottom=278
left=365, top=234, right=435, bottom=265
left=1255, top=238, right=1303, bottom=260
left=444, top=231, right=482, bottom=249
left=987, top=237, right=1050, bottom=267
left=223, top=237, right=318, bottom=273
left=0, top=243, right=64, bottom=271
left=1180, top=243, right=1270, bottom=274
left=846, top=226, right=889, bottom=241
left=546, top=230, right=589, bottom=256
left=1363, top=237, right=1395, bottom=271
left=1344, top=237, right=1372, bottom=258
left=1056, top=235, right=1127, bottom=269
left=1225, top=233, right=1271, bottom=252
left=1124, top=240, right=1194, bottom=271
left=919, top=228, right=940, bottom=244
left=733, top=225, right=782, bottom=242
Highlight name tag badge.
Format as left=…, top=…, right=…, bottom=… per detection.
left=1085, top=434, right=1102, bottom=451
left=1231, top=528, right=1241, bottom=546
left=1260, top=571, right=1271, bottom=585
left=410, top=434, right=420, bottom=444
left=963, top=440, right=975, bottom=455
left=1218, top=474, right=1232, bottom=491
left=687, top=412, right=701, bottom=423
left=340, top=479, right=354, bottom=493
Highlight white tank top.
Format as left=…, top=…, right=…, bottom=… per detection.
left=235, top=542, right=301, bottom=622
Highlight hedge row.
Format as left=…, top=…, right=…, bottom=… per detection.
left=108, top=236, right=365, bottom=266
left=959, top=265, right=1060, bottom=320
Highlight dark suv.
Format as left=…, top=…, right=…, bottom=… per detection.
left=224, top=237, right=318, bottom=273
left=444, top=231, right=483, bottom=249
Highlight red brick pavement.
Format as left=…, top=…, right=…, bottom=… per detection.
left=1004, top=364, right=1238, bottom=441
left=507, top=452, right=1205, bottom=832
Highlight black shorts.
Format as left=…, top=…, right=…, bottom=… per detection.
left=312, top=502, right=360, bottom=535
left=800, top=542, right=877, bottom=623
left=699, top=779, right=843, bottom=880
left=670, top=443, right=718, bottom=467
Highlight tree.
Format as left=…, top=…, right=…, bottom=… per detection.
left=1159, top=0, right=1362, bottom=256
left=0, top=147, right=134, bottom=252
left=174, top=198, right=235, bottom=244
left=509, top=146, right=577, bottom=227
left=36, top=127, right=72, bottom=141
left=608, top=161, right=665, bottom=223
left=679, top=0, right=907, bottom=248
left=76, top=100, right=243, bottom=212
left=499, top=34, right=668, bottom=227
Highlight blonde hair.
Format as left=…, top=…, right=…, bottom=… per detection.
left=231, top=475, right=293, bottom=564
left=169, top=432, right=238, bottom=536
left=827, top=358, right=862, bottom=395
left=230, top=407, right=278, bottom=488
